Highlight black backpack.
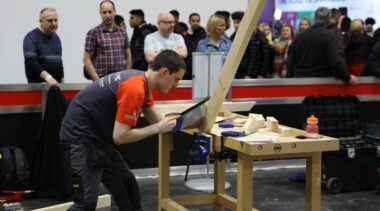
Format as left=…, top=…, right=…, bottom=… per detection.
left=0, top=146, right=31, bottom=190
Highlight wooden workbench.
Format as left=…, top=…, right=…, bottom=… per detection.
left=158, top=124, right=339, bottom=211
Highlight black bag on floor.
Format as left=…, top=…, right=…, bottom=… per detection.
left=0, top=145, right=31, bottom=190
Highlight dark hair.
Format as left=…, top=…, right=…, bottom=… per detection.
left=150, top=50, right=186, bottom=74
left=129, top=9, right=145, bottom=19
left=341, top=16, right=352, bottom=33
left=189, top=13, right=200, bottom=21
left=170, top=10, right=179, bottom=18
left=215, top=11, right=230, bottom=21
left=231, top=11, right=244, bottom=21
left=365, top=17, right=376, bottom=25
left=114, top=15, right=124, bottom=26
left=99, top=0, right=115, bottom=12
left=314, top=7, right=330, bottom=25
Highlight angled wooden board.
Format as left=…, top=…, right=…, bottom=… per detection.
left=200, top=0, right=267, bottom=132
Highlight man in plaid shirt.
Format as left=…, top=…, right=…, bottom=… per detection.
left=83, top=0, right=132, bottom=81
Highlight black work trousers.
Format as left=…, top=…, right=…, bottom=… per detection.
left=68, top=143, right=142, bottom=211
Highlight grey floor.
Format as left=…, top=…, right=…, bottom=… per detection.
left=19, top=159, right=380, bottom=210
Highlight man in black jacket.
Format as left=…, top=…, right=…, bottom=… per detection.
left=170, top=10, right=188, bottom=37
left=362, top=41, right=380, bottom=77
left=230, top=11, right=271, bottom=78
left=287, top=7, right=357, bottom=84
left=184, top=13, right=206, bottom=79
left=129, top=9, right=157, bottom=70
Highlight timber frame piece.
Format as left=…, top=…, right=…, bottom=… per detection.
left=200, top=0, right=267, bottom=132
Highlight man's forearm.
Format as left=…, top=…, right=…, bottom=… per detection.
left=113, top=122, right=159, bottom=145
left=175, top=46, right=187, bottom=58
left=84, top=61, right=99, bottom=81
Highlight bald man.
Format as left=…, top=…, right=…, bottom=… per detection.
left=144, top=12, right=187, bottom=63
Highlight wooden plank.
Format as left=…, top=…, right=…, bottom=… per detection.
left=200, top=0, right=267, bottom=132
left=162, top=198, right=188, bottom=211
left=305, top=152, right=322, bottom=211
left=216, top=194, right=237, bottom=210
left=159, top=134, right=173, bottom=210
left=237, top=153, right=253, bottom=211
left=154, top=101, right=255, bottom=116
left=31, top=194, right=111, bottom=211
left=172, top=194, right=216, bottom=205
left=214, top=148, right=226, bottom=211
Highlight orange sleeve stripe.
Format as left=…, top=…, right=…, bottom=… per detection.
left=115, top=75, right=146, bottom=126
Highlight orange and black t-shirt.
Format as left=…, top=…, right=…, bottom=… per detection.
left=116, top=74, right=153, bottom=126
left=60, top=70, right=153, bottom=144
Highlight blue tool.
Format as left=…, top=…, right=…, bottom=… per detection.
left=164, top=112, right=183, bottom=133
left=193, top=132, right=213, bottom=164
left=221, top=131, right=246, bottom=137
left=218, top=123, right=243, bottom=128
left=165, top=97, right=210, bottom=133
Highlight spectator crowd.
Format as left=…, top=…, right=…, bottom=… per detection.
left=24, top=0, right=380, bottom=86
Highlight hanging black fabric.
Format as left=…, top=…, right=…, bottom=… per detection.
left=31, top=86, right=72, bottom=199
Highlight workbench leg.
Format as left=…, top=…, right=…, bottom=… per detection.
left=159, top=133, right=173, bottom=211
left=305, top=152, right=322, bottom=211
left=214, top=142, right=226, bottom=211
left=237, top=153, right=253, bottom=211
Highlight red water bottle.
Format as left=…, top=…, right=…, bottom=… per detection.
left=306, top=115, right=319, bottom=139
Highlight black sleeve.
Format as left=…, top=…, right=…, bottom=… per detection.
left=23, top=35, right=44, bottom=78
left=245, top=37, right=258, bottom=77
left=25, top=57, right=44, bottom=77
left=326, top=33, right=351, bottom=81
left=286, top=42, right=294, bottom=78
left=364, top=43, right=380, bottom=77
left=258, top=34, right=271, bottom=77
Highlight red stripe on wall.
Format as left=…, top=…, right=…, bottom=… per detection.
left=63, top=90, right=80, bottom=100
left=152, top=88, right=192, bottom=101
left=1, top=84, right=380, bottom=106
left=0, top=91, right=42, bottom=106
left=231, top=84, right=380, bottom=98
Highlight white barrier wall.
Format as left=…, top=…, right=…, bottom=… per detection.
left=0, top=0, right=248, bottom=84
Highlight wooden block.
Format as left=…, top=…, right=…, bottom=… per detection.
left=250, top=113, right=265, bottom=128
left=266, top=116, right=279, bottom=132
left=278, top=126, right=292, bottom=137
left=243, top=116, right=255, bottom=130
left=233, top=118, right=247, bottom=124
left=32, top=194, right=111, bottom=211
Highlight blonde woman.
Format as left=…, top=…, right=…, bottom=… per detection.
left=196, top=14, right=232, bottom=60
left=345, top=19, right=373, bottom=75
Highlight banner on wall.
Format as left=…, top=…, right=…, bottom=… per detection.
left=276, top=0, right=376, bottom=20
left=277, top=0, right=349, bottom=11
left=276, top=0, right=379, bottom=30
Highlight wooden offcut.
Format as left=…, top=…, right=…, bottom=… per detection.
left=200, top=0, right=267, bottom=132
left=266, top=116, right=279, bottom=132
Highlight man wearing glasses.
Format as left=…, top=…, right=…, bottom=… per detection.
left=144, top=12, right=187, bottom=63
